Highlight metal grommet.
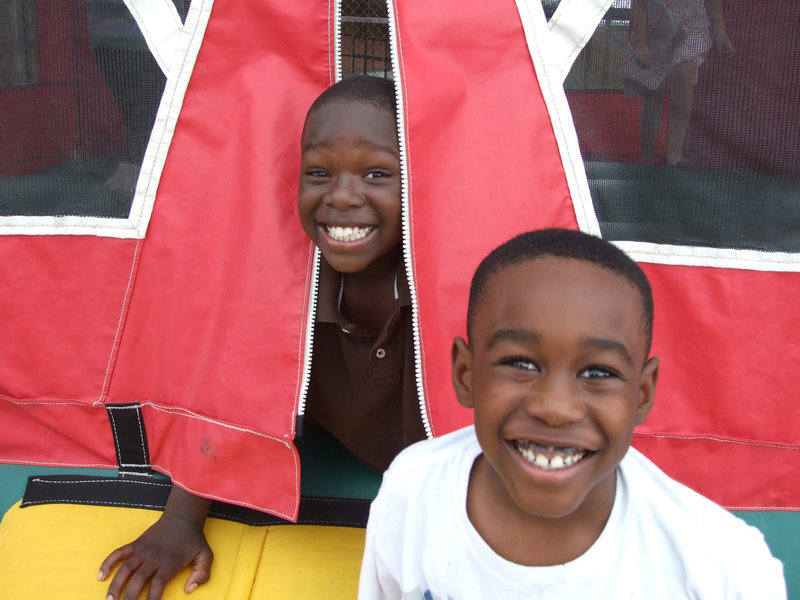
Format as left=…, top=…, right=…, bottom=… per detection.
left=376, top=348, right=386, bottom=359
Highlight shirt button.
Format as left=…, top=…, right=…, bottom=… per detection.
left=376, top=348, right=386, bottom=359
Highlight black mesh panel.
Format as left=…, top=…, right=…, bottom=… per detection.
left=549, top=0, right=799, bottom=252
left=0, top=1, right=189, bottom=219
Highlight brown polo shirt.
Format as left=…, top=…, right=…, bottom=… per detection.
left=304, top=258, right=427, bottom=472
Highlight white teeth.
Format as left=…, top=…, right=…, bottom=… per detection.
left=514, top=441, right=587, bottom=471
left=326, top=225, right=373, bottom=242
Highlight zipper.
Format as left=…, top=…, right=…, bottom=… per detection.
left=296, top=0, right=433, bottom=441
left=295, top=0, right=343, bottom=434
left=386, top=0, right=433, bottom=439
left=295, top=244, right=322, bottom=437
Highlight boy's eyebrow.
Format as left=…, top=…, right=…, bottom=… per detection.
left=487, top=328, right=539, bottom=349
left=581, top=336, right=634, bottom=366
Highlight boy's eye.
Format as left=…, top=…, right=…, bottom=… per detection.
left=503, top=357, right=538, bottom=371
left=306, top=169, right=329, bottom=178
left=579, top=366, right=616, bottom=379
left=364, top=170, right=389, bottom=180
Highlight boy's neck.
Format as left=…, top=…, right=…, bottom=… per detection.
left=339, top=253, right=402, bottom=332
left=466, top=454, right=617, bottom=567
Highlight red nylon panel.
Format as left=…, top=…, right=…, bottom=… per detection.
left=0, top=236, right=137, bottom=403
left=0, top=399, right=116, bottom=469
left=395, top=0, right=579, bottom=435
left=644, top=264, right=799, bottom=441
left=631, top=263, right=800, bottom=507
left=633, top=435, right=800, bottom=510
left=106, top=0, right=331, bottom=513
left=143, top=405, right=300, bottom=519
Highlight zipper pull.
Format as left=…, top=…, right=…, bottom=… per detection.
left=295, top=413, right=304, bottom=440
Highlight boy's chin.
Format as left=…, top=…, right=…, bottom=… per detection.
left=322, top=255, right=372, bottom=274
left=321, top=247, right=401, bottom=276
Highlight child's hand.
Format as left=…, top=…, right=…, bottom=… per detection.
left=98, top=488, right=213, bottom=600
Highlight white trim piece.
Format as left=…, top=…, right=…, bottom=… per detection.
left=0, top=0, right=214, bottom=239
left=615, top=241, right=800, bottom=272
left=124, top=0, right=184, bottom=78
left=514, top=0, right=601, bottom=236
left=546, top=0, right=615, bottom=83
left=0, top=215, right=144, bottom=238
left=129, top=0, right=215, bottom=239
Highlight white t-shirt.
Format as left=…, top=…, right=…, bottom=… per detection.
left=359, top=426, right=786, bottom=600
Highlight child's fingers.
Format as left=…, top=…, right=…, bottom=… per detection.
left=104, top=553, right=147, bottom=600
left=146, top=575, right=168, bottom=600
left=184, top=548, right=214, bottom=593
left=113, top=565, right=155, bottom=600
left=98, top=544, right=135, bottom=581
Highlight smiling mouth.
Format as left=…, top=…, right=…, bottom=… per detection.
left=324, top=225, right=375, bottom=242
left=513, top=440, right=589, bottom=471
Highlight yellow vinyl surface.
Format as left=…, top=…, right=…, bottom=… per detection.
left=0, top=500, right=365, bottom=599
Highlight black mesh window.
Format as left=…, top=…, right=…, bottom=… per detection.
left=0, top=0, right=189, bottom=220
left=340, top=0, right=392, bottom=79
left=548, top=0, right=800, bottom=253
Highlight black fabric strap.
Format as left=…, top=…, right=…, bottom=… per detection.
left=106, top=403, right=152, bottom=477
left=21, top=475, right=370, bottom=528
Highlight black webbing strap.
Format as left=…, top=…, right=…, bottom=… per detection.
left=106, top=403, right=152, bottom=478
left=21, top=475, right=370, bottom=527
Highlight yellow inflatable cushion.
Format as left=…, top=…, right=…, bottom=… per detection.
left=0, top=500, right=365, bottom=599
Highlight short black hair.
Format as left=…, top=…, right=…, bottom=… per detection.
left=467, top=228, right=654, bottom=356
left=306, top=75, right=397, bottom=121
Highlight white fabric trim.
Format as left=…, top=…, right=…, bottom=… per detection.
left=128, top=0, right=215, bottom=238
left=514, top=0, right=601, bottom=236
left=546, top=0, right=616, bottom=83
left=615, top=241, right=800, bottom=272
left=124, top=0, right=184, bottom=78
left=0, top=215, right=143, bottom=238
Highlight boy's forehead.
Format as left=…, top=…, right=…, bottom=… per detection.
left=302, top=99, right=398, bottom=150
left=477, top=256, right=647, bottom=349
left=305, top=99, right=393, bottom=130
left=485, top=255, right=635, bottom=299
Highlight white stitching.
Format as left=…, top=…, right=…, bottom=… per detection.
left=134, top=407, right=149, bottom=464
left=635, top=432, right=800, bottom=450
left=97, top=239, right=142, bottom=406
left=23, top=499, right=165, bottom=509
left=107, top=410, right=123, bottom=466
left=29, top=478, right=170, bottom=488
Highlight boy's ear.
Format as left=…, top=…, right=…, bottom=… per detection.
left=635, top=356, right=659, bottom=426
left=451, top=337, right=475, bottom=409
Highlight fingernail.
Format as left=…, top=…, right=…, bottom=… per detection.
left=187, top=583, right=198, bottom=593
left=107, top=595, right=114, bottom=600
left=97, top=570, right=104, bottom=581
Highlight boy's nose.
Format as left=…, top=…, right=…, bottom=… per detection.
left=324, top=174, right=364, bottom=209
left=523, top=375, right=585, bottom=426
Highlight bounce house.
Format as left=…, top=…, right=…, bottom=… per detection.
left=0, top=0, right=797, bottom=597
